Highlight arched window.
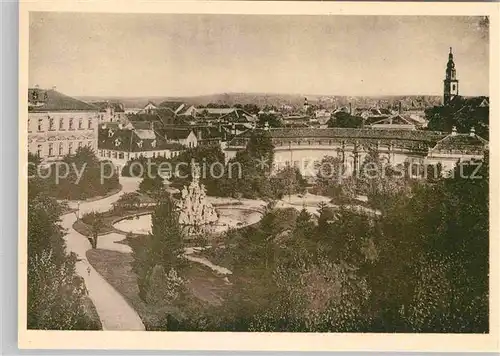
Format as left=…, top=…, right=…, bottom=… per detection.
left=38, top=118, right=43, bottom=132
left=59, top=118, right=64, bottom=130
left=37, top=144, right=42, bottom=157
left=48, top=143, right=54, bottom=156
left=88, top=119, right=92, bottom=129
left=78, top=141, right=83, bottom=150
left=58, top=142, right=64, bottom=156
left=68, top=142, right=73, bottom=154
left=69, top=118, right=74, bottom=130
left=49, top=118, right=55, bottom=130
left=78, top=118, right=83, bottom=129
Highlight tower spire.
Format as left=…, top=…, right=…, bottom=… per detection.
left=443, top=47, right=459, bottom=106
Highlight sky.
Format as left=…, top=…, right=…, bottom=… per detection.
left=29, top=13, right=489, bottom=97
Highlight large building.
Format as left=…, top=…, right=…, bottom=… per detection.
left=28, top=87, right=99, bottom=162
left=225, top=127, right=488, bottom=176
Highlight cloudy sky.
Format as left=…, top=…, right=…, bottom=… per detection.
left=29, top=13, right=489, bottom=97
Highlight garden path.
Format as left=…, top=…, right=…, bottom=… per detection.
left=61, top=177, right=145, bottom=330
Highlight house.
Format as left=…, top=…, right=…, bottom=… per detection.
left=28, top=87, right=99, bottom=163
left=368, top=114, right=420, bottom=130
left=138, top=101, right=158, bottom=114
left=97, top=121, right=184, bottom=168
left=426, top=126, right=488, bottom=172
left=90, top=101, right=126, bottom=123
left=157, top=127, right=198, bottom=148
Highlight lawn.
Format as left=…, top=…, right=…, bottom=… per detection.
left=86, top=243, right=230, bottom=330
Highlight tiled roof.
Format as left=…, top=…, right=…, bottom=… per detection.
left=158, top=128, right=194, bottom=140
left=430, top=132, right=488, bottom=154
left=28, top=88, right=98, bottom=112
left=90, top=101, right=125, bottom=112
left=228, top=128, right=446, bottom=147
left=158, top=101, right=185, bottom=111
left=130, top=121, right=154, bottom=130
left=370, top=115, right=415, bottom=126
left=98, top=127, right=183, bottom=152
left=135, top=129, right=156, bottom=140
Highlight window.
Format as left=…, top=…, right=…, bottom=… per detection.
left=88, top=140, right=93, bottom=148
left=48, top=143, right=54, bottom=156
left=78, top=118, right=83, bottom=129
left=58, top=142, right=63, bottom=156
left=59, top=118, right=64, bottom=130
left=37, top=144, right=42, bottom=157
left=49, top=118, right=55, bottom=131
left=69, top=118, right=74, bottom=130
left=68, top=142, right=73, bottom=154
left=88, top=119, right=92, bottom=129
left=78, top=141, right=83, bottom=150
left=28, top=119, right=32, bottom=132
left=38, top=118, right=43, bottom=132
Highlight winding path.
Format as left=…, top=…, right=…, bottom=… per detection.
left=61, top=177, right=145, bottom=331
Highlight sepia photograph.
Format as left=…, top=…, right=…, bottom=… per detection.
left=18, top=1, right=499, bottom=352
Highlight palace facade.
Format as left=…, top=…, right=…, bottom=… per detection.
left=28, top=87, right=99, bottom=162
left=225, top=127, right=488, bottom=177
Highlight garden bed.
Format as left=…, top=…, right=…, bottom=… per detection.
left=73, top=206, right=154, bottom=237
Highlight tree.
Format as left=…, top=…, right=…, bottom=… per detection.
left=313, top=156, right=346, bottom=199
left=258, top=113, right=282, bottom=128
left=113, top=192, right=141, bottom=211
left=243, top=103, right=260, bottom=115
left=426, top=97, right=489, bottom=139
left=82, top=211, right=104, bottom=249
left=133, top=195, right=185, bottom=301
left=271, top=166, right=307, bottom=199
left=328, top=112, right=363, bottom=128
left=28, top=177, right=100, bottom=329
left=47, top=146, right=119, bottom=200
left=139, top=175, right=164, bottom=197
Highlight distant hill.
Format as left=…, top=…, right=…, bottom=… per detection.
left=75, top=93, right=444, bottom=110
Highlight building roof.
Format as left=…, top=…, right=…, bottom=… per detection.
left=227, top=128, right=447, bottom=148
left=430, top=130, right=488, bottom=154
left=158, top=128, right=194, bottom=140
left=369, top=115, right=418, bottom=127
left=90, top=101, right=125, bottom=112
left=98, top=127, right=183, bottom=152
left=28, top=88, right=98, bottom=112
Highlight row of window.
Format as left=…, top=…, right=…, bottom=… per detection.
left=29, top=117, right=95, bottom=132
left=98, top=149, right=182, bottom=160
left=35, top=140, right=94, bottom=157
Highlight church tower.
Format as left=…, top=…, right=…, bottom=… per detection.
left=443, top=47, right=459, bottom=105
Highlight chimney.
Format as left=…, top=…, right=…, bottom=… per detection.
left=451, top=126, right=457, bottom=136
left=470, top=127, right=476, bottom=137
left=349, top=103, right=352, bottom=115
left=398, top=101, right=402, bottom=114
